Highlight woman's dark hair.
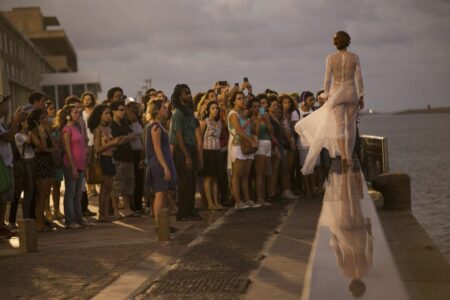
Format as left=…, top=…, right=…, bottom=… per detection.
left=203, top=101, right=220, bottom=121
left=256, top=93, right=268, bottom=103
left=81, top=92, right=96, bottom=107
left=107, top=87, right=124, bottom=100
left=88, top=104, right=110, bottom=134
left=110, top=100, right=125, bottom=111
left=247, top=98, right=260, bottom=112
left=279, top=93, right=295, bottom=113
left=27, top=108, right=44, bottom=131
left=229, top=91, right=245, bottom=108
left=300, top=91, right=314, bottom=103
left=171, top=84, right=193, bottom=116
left=334, top=31, right=351, bottom=50
left=145, top=88, right=156, bottom=95
left=265, top=89, right=278, bottom=96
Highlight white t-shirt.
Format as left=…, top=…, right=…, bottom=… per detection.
left=15, top=132, right=35, bottom=159
left=0, top=122, right=13, bottom=167
left=82, top=110, right=94, bottom=146
left=129, top=121, right=143, bottom=151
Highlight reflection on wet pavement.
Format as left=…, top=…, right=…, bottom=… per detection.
left=302, top=159, right=409, bottom=300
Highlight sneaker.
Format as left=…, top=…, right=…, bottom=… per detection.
left=82, top=221, right=95, bottom=227
left=66, top=223, right=82, bottom=229
left=282, top=190, right=298, bottom=199
left=245, top=200, right=261, bottom=208
left=234, top=202, right=250, bottom=210
left=83, top=210, right=97, bottom=217
left=259, top=200, right=273, bottom=206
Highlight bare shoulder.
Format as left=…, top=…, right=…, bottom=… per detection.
left=347, top=51, right=359, bottom=59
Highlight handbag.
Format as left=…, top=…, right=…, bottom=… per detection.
left=0, top=156, right=12, bottom=195
left=228, top=111, right=257, bottom=155
left=240, top=135, right=258, bottom=155
left=86, top=147, right=103, bottom=184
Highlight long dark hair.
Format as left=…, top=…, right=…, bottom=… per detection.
left=27, top=108, right=44, bottom=131
left=203, top=101, right=220, bottom=121
left=88, top=104, right=110, bottom=134
left=171, top=84, right=193, bottom=116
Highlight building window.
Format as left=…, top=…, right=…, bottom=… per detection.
left=42, top=86, right=56, bottom=103
left=86, top=83, right=98, bottom=95
left=72, top=84, right=85, bottom=97
left=57, top=85, right=70, bottom=108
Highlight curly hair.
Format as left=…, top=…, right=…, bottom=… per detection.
left=229, top=91, right=245, bottom=108
left=88, top=104, right=110, bottom=133
left=54, top=104, right=77, bottom=129
left=333, top=31, right=351, bottom=50
left=278, top=93, right=295, bottom=113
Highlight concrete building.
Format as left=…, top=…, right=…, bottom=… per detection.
left=41, top=72, right=102, bottom=108
left=1, top=7, right=102, bottom=111
left=0, top=11, right=55, bottom=114
left=3, top=7, right=77, bottom=72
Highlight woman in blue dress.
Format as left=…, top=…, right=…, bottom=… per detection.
left=145, top=99, right=177, bottom=233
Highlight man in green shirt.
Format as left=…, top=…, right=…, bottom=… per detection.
left=169, top=84, right=203, bottom=221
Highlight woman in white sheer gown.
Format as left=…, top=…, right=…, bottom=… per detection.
left=295, top=31, right=365, bottom=175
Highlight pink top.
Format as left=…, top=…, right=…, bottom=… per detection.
left=62, top=125, right=87, bottom=171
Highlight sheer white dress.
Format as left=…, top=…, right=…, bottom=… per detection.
left=295, top=51, right=364, bottom=175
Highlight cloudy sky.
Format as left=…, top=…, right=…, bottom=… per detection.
left=1, top=0, right=449, bottom=112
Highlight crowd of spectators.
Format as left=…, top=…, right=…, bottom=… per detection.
left=0, top=80, right=332, bottom=236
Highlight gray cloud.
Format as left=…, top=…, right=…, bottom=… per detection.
left=1, top=0, right=449, bottom=111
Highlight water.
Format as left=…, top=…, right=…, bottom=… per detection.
left=359, top=113, right=450, bottom=262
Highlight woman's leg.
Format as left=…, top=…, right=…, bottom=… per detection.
left=211, top=178, right=222, bottom=208
left=241, top=159, right=254, bottom=203
left=98, top=176, right=112, bottom=220
left=153, top=191, right=165, bottom=227
left=203, top=177, right=216, bottom=209
left=254, top=155, right=266, bottom=203
left=231, top=160, right=244, bottom=204
left=167, top=191, right=178, bottom=214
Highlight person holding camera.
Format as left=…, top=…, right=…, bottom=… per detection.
left=249, top=97, right=273, bottom=206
